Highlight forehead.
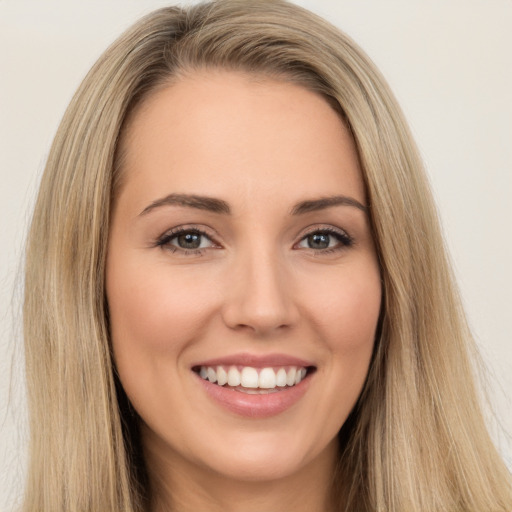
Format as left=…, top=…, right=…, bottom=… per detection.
left=117, top=71, right=365, bottom=211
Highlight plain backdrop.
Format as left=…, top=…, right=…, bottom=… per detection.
left=1, top=0, right=511, bottom=510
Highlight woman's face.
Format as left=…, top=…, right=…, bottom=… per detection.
left=106, top=71, right=381, bottom=484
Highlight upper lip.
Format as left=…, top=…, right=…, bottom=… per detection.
left=192, top=352, right=315, bottom=369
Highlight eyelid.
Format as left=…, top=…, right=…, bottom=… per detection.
left=154, top=224, right=222, bottom=253
left=293, top=224, right=354, bottom=251
left=153, top=223, right=353, bottom=255
left=295, top=224, right=352, bottom=240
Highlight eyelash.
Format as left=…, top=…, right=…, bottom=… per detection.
left=155, top=226, right=216, bottom=256
left=298, top=227, right=354, bottom=254
left=155, top=225, right=353, bottom=256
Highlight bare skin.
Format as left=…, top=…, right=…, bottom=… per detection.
left=106, top=71, right=381, bottom=511
left=147, top=431, right=339, bottom=512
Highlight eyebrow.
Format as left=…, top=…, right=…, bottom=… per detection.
left=139, top=193, right=231, bottom=216
left=290, top=195, right=368, bottom=215
left=139, top=193, right=367, bottom=217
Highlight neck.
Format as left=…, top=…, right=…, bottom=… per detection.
left=144, top=433, right=339, bottom=512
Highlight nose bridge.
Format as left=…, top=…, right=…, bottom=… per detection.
left=222, top=238, right=297, bottom=334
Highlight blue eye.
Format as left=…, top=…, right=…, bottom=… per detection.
left=297, top=229, right=352, bottom=251
left=155, top=226, right=352, bottom=255
left=157, top=228, right=215, bottom=253
left=172, top=231, right=210, bottom=249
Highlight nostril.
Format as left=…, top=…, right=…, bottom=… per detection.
left=220, top=272, right=299, bottom=334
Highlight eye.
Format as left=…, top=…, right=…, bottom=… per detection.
left=156, top=227, right=217, bottom=254
left=296, top=228, right=353, bottom=252
left=172, top=231, right=211, bottom=250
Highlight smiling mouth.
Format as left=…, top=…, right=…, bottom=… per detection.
left=193, top=365, right=316, bottom=394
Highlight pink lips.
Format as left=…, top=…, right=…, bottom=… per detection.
left=192, top=352, right=315, bottom=418
left=193, top=352, right=314, bottom=369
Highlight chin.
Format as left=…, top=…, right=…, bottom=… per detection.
left=207, top=452, right=307, bottom=483
left=192, top=429, right=336, bottom=483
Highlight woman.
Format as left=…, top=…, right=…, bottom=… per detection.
left=22, top=1, right=512, bottom=511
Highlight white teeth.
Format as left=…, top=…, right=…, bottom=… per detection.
left=227, top=366, right=241, bottom=386
left=197, top=365, right=309, bottom=390
left=216, top=366, right=228, bottom=386
left=286, top=367, right=296, bottom=386
left=241, top=367, right=259, bottom=388
left=259, top=367, right=276, bottom=389
left=276, top=368, right=287, bottom=387
left=207, top=367, right=217, bottom=383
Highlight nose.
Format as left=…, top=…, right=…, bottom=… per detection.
left=221, top=248, right=299, bottom=336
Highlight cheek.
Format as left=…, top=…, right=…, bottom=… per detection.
left=107, top=260, right=218, bottom=355
left=105, top=257, right=224, bottom=419
left=106, top=257, right=223, bottom=427
left=306, top=261, right=381, bottom=352
left=303, top=261, right=381, bottom=415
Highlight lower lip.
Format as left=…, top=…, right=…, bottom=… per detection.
left=195, top=373, right=312, bottom=418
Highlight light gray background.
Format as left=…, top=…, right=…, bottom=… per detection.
left=1, top=1, right=511, bottom=510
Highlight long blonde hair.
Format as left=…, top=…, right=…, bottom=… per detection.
left=23, top=1, right=512, bottom=510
